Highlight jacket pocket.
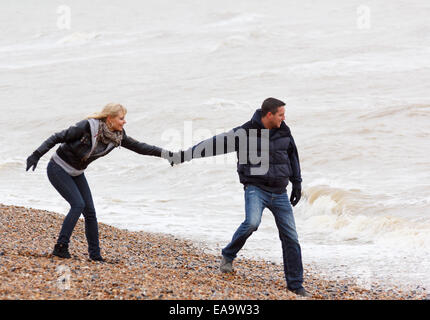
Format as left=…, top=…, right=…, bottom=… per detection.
left=69, top=133, right=92, bottom=158
left=275, top=163, right=292, bottom=178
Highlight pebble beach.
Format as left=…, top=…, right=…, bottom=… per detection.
left=0, top=203, right=426, bottom=300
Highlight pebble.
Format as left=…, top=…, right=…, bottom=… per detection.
left=0, top=203, right=426, bottom=300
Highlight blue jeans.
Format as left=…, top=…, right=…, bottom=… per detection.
left=47, top=160, right=100, bottom=257
left=222, top=185, right=304, bottom=290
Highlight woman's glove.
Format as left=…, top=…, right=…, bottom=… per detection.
left=161, top=149, right=193, bottom=167
left=170, top=151, right=186, bottom=166
left=161, top=150, right=184, bottom=167
left=26, top=151, right=41, bottom=171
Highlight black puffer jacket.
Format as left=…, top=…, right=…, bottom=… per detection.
left=235, top=110, right=302, bottom=192
left=34, top=119, right=164, bottom=170
left=189, top=109, right=302, bottom=193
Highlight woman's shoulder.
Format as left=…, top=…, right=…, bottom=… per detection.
left=65, top=119, right=92, bottom=136
left=75, top=119, right=91, bottom=127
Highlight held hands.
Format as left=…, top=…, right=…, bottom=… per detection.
left=290, top=184, right=302, bottom=207
left=26, top=151, right=41, bottom=171
left=162, top=150, right=187, bottom=167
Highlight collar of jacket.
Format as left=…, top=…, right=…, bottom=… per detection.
left=250, top=109, right=291, bottom=136
left=83, top=118, right=115, bottom=161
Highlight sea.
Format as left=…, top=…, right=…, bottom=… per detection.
left=1, top=0, right=429, bottom=291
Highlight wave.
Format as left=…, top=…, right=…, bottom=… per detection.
left=0, top=32, right=102, bottom=54
left=56, top=32, right=102, bottom=45
left=298, top=185, right=430, bottom=249
left=0, top=49, right=141, bottom=70
left=210, top=35, right=250, bottom=52
left=208, top=28, right=271, bottom=52
left=202, top=98, right=251, bottom=111
left=0, top=30, right=145, bottom=57
left=286, top=48, right=430, bottom=77
left=303, top=184, right=373, bottom=214
left=357, top=104, right=430, bottom=120
left=206, top=13, right=263, bottom=28
left=0, top=159, right=25, bottom=171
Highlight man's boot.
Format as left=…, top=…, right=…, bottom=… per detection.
left=220, top=256, right=233, bottom=273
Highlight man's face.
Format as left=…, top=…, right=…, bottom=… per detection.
left=269, top=106, right=285, bottom=128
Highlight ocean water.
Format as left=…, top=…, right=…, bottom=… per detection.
left=1, top=0, right=429, bottom=290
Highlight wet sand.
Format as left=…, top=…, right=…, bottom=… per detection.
left=0, top=203, right=426, bottom=300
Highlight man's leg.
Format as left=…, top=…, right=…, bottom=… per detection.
left=268, top=192, right=304, bottom=291
left=221, top=185, right=266, bottom=262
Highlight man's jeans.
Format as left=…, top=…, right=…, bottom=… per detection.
left=222, top=185, right=304, bottom=290
left=47, top=160, right=100, bottom=257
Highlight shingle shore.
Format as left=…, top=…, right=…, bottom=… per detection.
left=0, top=203, right=425, bottom=300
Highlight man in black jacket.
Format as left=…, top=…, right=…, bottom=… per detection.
left=172, top=98, right=309, bottom=297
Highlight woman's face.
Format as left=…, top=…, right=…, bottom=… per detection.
left=107, top=112, right=126, bottom=131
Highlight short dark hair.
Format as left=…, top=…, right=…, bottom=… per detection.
left=261, top=97, right=285, bottom=116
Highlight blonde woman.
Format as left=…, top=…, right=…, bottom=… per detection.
left=26, top=103, right=172, bottom=261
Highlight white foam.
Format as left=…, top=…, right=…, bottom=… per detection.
left=297, top=186, right=430, bottom=250
left=56, top=32, right=102, bottom=45
left=207, top=13, right=263, bottom=28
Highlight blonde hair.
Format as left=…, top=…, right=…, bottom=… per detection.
left=87, top=103, right=127, bottom=120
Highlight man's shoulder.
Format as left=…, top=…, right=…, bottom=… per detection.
left=238, top=120, right=259, bottom=130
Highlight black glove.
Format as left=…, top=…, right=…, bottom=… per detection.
left=26, top=151, right=41, bottom=171
left=163, top=150, right=174, bottom=167
left=290, top=184, right=302, bottom=207
left=162, top=150, right=185, bottom=167
left=171, top=151, right=186, bottom=166
left=169, top=150, right=193, bottom=166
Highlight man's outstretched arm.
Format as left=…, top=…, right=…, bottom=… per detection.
left=172, top=125, right=245, bottom=164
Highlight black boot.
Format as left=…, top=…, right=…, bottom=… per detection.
left=288, top=287, right=311, bottom=298
left=89, top=255, right=104, bottom=262
left=52, top=243, right=71, bottom=259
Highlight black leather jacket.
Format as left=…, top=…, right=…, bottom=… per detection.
left=34, top=119, right=164, bottom=170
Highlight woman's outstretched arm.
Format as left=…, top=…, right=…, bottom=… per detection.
left=121, top=129, right=168, bottom=157
left=26, top=120, right=88, bottom=171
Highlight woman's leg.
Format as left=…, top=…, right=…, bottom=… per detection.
left=73, top=173, right=101, bottom=258
left=47, top=160, right=85, bottom=246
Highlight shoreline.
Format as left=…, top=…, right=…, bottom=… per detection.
left=0, top=203, right=426, bottom=300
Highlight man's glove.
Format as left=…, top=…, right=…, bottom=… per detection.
left=163, top=150, right=193, bottom=166
left=290, top=184, right=302, bottom=207
left=26, top=151, right=41, bottom=171
left=171, top=151, right=186, bottom=166
left=162, top=150, right=186, bottom=166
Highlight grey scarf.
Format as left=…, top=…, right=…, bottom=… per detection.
left=98, top=120, right=123, bottom=146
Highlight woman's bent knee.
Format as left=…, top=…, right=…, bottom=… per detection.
left=83, top=207, right=97, bottom=219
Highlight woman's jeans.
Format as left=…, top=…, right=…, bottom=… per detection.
left=47, top=160, right=100, bottom=257
left=222, top=185, right=304, bottom=290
